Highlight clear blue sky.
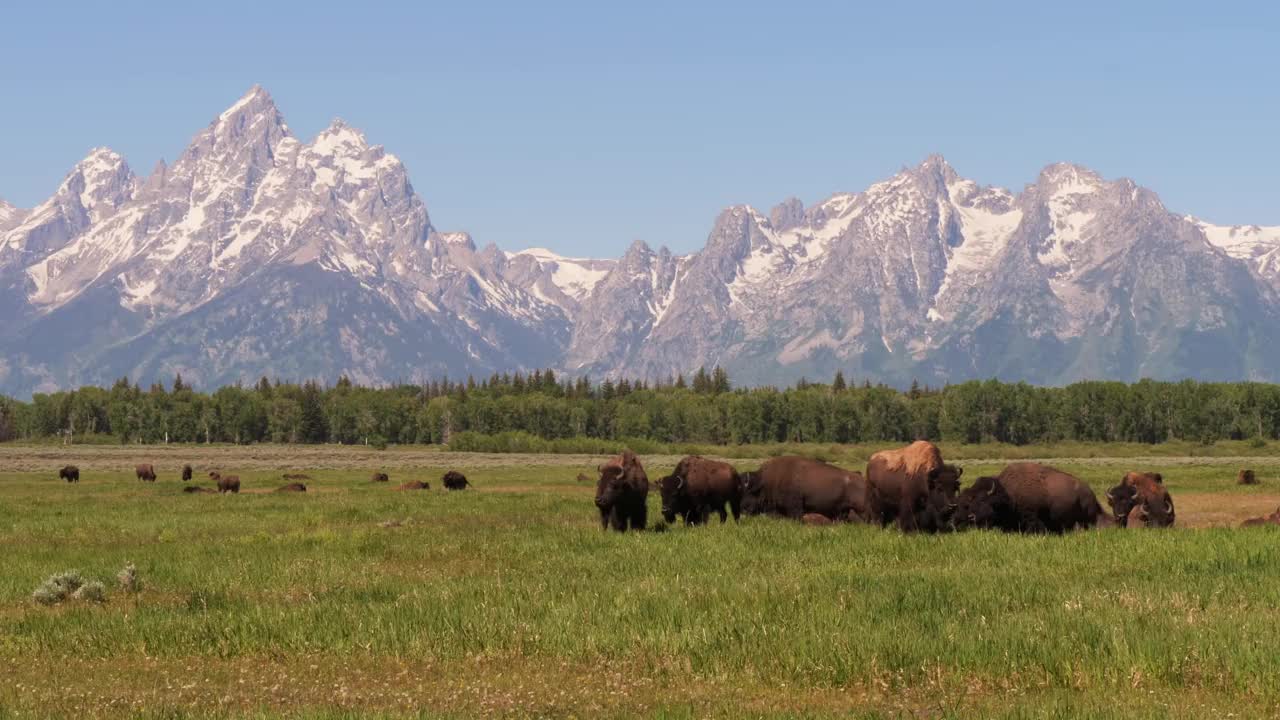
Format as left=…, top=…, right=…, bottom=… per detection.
left=2, top=1, right=1276, bottom=256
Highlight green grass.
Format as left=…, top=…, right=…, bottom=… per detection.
left=2, top=451, right=1280, bottom=717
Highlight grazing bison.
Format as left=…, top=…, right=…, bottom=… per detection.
left=866, top=441, right=961, bottom=532
left=181, top=465, right=193, bottom=482
left=135, top=464, right=157, bottom=482
left=275, top=483, right=307, bottom=493
left=397, top=481, right=430, bottom=491
left=442, top=471, right=470, bottom=490
left=991, top=463, right=1103, bottom=533
left=58, top=465, right=80, bottom=483
left=1105, top=472, right=1175, bottom=528
left=370, top=472, right=390, bottom=483
left=740, top=456, right=875, bottom=523
left=183, top=486, right=217, bottom=494
left=594, top=450, right=649, bottom=532
left=209, top=471, right=240, bottom=494
left=1238, top=469, right=1259, bottom=485
left=656, top=456, right=742, bottom=526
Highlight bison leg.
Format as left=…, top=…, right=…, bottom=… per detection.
left=610, top=507, right=628, bottom=532
left=631, top=502, right=647, bottom=532
left=599, top=507, right=611, bottom=530
left=729, top=496, right=741, bottom=522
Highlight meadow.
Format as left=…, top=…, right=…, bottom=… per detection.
left=2, top=443, right=1280, bottom=718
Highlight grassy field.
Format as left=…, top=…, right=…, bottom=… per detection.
left=2, top=445, right=1280, bottom=718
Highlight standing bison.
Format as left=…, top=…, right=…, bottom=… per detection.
left=1105, top=472, right=1175, bottom=528
left=656, top=456, right=741, bottom=526
left=442, top=471, right=470, bottom=490
left=135, top=464, right=157, bottom=482
left=209, top=471, right=240, bottom=494
left=181, top=465, right=193, bottom=482
left=739, top=456, right=875, bottom=523
left=988, top=463, right=1103, bottom=533
left=866, top=441, right=961, bottom=532
left=58, top=465, right=80, bottom=483
left=594, top=450, right=649, bottom=532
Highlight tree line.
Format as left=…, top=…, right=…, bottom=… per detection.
left=2, top=368, right=1279, bottom=447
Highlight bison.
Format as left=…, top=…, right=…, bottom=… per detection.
left=275, top=483, right=307, bottom=493
left=283, top=473, right=312, bottom=481
left=801, top=513, right=834, bottom=526
left=58, top=465, right=80, bottom=483
left=442, top=471, right=470, bottom=490
left=866, top=441, right=961, bottom=532
left=397, top=481, right=430, bottom=491
left=594, top=450, right=649, bottom=532
left=990, top=462, right=1103, bottom=533
left=1105, top=472, right=1175, bottom=528
left=656, top=456, right=742, bottom=526
left=1238, top=469, right=1259, bottom=485
left=181, top=464, right=193, bottom=482
left=135, top=463, right=157, bottom=482
left=370, top=472, right=390, bottom=483
left=1241, top=506, right=1280, bottom=527
left=739, top=456, right=875, bottom=523
left=954, top=475, right=1025, bottom=531
left=209, top=471, right=240, bottom=494
left=182, top=486, right=217, bottom=494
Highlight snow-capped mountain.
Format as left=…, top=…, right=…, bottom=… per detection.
left=1, top=86, right=1277, bottom=396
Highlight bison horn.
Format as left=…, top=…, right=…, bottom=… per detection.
left=987, top=483, right=997, bottom=496
left=675, top=476, right=685, bottom=490
left=1164, top=498, right=1173, bottom=514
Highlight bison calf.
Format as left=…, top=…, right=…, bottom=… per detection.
left=59, top=465, right=80, bottom=483
left=442, top=471, right=470, bottom=490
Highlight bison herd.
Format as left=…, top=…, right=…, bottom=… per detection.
left=593, top=441, right=1260, bottom=534
left=51, top=466, right=473, bottom=496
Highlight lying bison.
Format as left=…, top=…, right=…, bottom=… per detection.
left=866, top=441, right=961, bottom=532
left=1105, top=472, right=1175, bottom=528
left=1242, top=507, right=1280, bottom=527
left=1238, top=469, right=1259, bottom=485
left=209, top=471, right=240, bottom=494
left=657, top=456, right=741, bottom=526
left=955, top=475, right=1023, bottom=531
left=276, top=483, right=307, bottom=493
left=370, top=472, right=390, bottom=483
left=442, top=471, right=470, bottom=490
left=283, top=473, right=312, bottom=481
left=740, top=456, right=875, bottom=523
left=183, top=486, right=217, bottom=494
left=136, top=463, right=157, bottom=482
left=59, top=465, right=80, bottom=483
left=595, top=450, right=649, bottom=532
left=988, top=463, right=1103, bottom=533
left=397, top=481, right=430, bottom=491
left=181, top=464, right=193, bottom=482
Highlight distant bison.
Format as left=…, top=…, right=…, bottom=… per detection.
left=275, top=483, right=307, bottom=493
left=370, top=472, right=390, bottom=483
left=657, top=456, right=741, bottom=526
left=740, top=456, right=875, bottom=523
left=1238, top=469, right=1259, bottom=485
left=595, top=450, right=649, bottom=532
left=58, top=465, right=80, bottom=483
left=1242, top=506, right=1280, bottom=527
left=283, top=473, right=312, bottom=481
left=135, top=464, right=157, bottom=482
left=397, top=481, right=430, bottom=491
left=442, top=471, right=470, bottom=490
left=181, top=464, right=193, bottom=482
left=1105, top=472, right=1175, bottom=528
left=866, top=441, right=961, bottom=533
left=209, top=471, right=240, bottom=494
left=990, top=463, right=1103, bottom=533
left=183, top=486, right=217, bottom=494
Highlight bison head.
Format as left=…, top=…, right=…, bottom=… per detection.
left=595, top=463, right=624, bottom=509
left=657, top=473, right=689, bottom=524
left=926, top=463, right=963, bottom=529
left=955, top=476, right=1013, bottom=530
left=1108, top=472, right=1174, bottom=528
left=738, top=471, right=767, bottom=516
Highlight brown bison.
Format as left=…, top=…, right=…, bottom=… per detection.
left=1238, top=469, right=1259, bottom=485
left=866, top=441, right=961, bottom=532
left=283, top=473, right=312, bottom=481
left=59, top=465, right=80, bottom=483
left=954, top=476, right=1024, bottom=531
left=370, top=472, right=390, bottom=483
left=136, top=463, right=157, bottom=482
left=397, top=481, right=430, bottom=491
left=209, top=471, right=240, bottom=494
left=181, top=464, right=193, bottom=482
left=275, top=483, right=307, bottom=493
left=1105, top=472, right=1175, bottom=528
left=595, top=450, right=649, bottom=532
left=740, top=456, right=876, bottom=523
left=442, top=471, right=470, bottom=490
left=656, top=456, right=742, bottom=526
left=183, top=486, right=217, bottom=494
left=991, top=463, right=1103, bottom=533
left=1241, top=507, right=1280, bottom=527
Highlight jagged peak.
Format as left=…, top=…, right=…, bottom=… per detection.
left=770, top=197, right=805, bottom=231
left=310, top=119, right=371, bottom=155
left=217, top=85, right=275, bottom=123
left=1036, top=162, right=1104, bottom=194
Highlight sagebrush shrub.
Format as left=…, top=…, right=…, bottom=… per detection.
left=32, top=570, right=86, bottom=605
left=117, top=562, right=141, bottom=593
left=72, top=580, right=107, bottom=603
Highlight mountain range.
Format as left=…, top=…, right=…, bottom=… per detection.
left=2, top=86, right=1278, bottom=397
